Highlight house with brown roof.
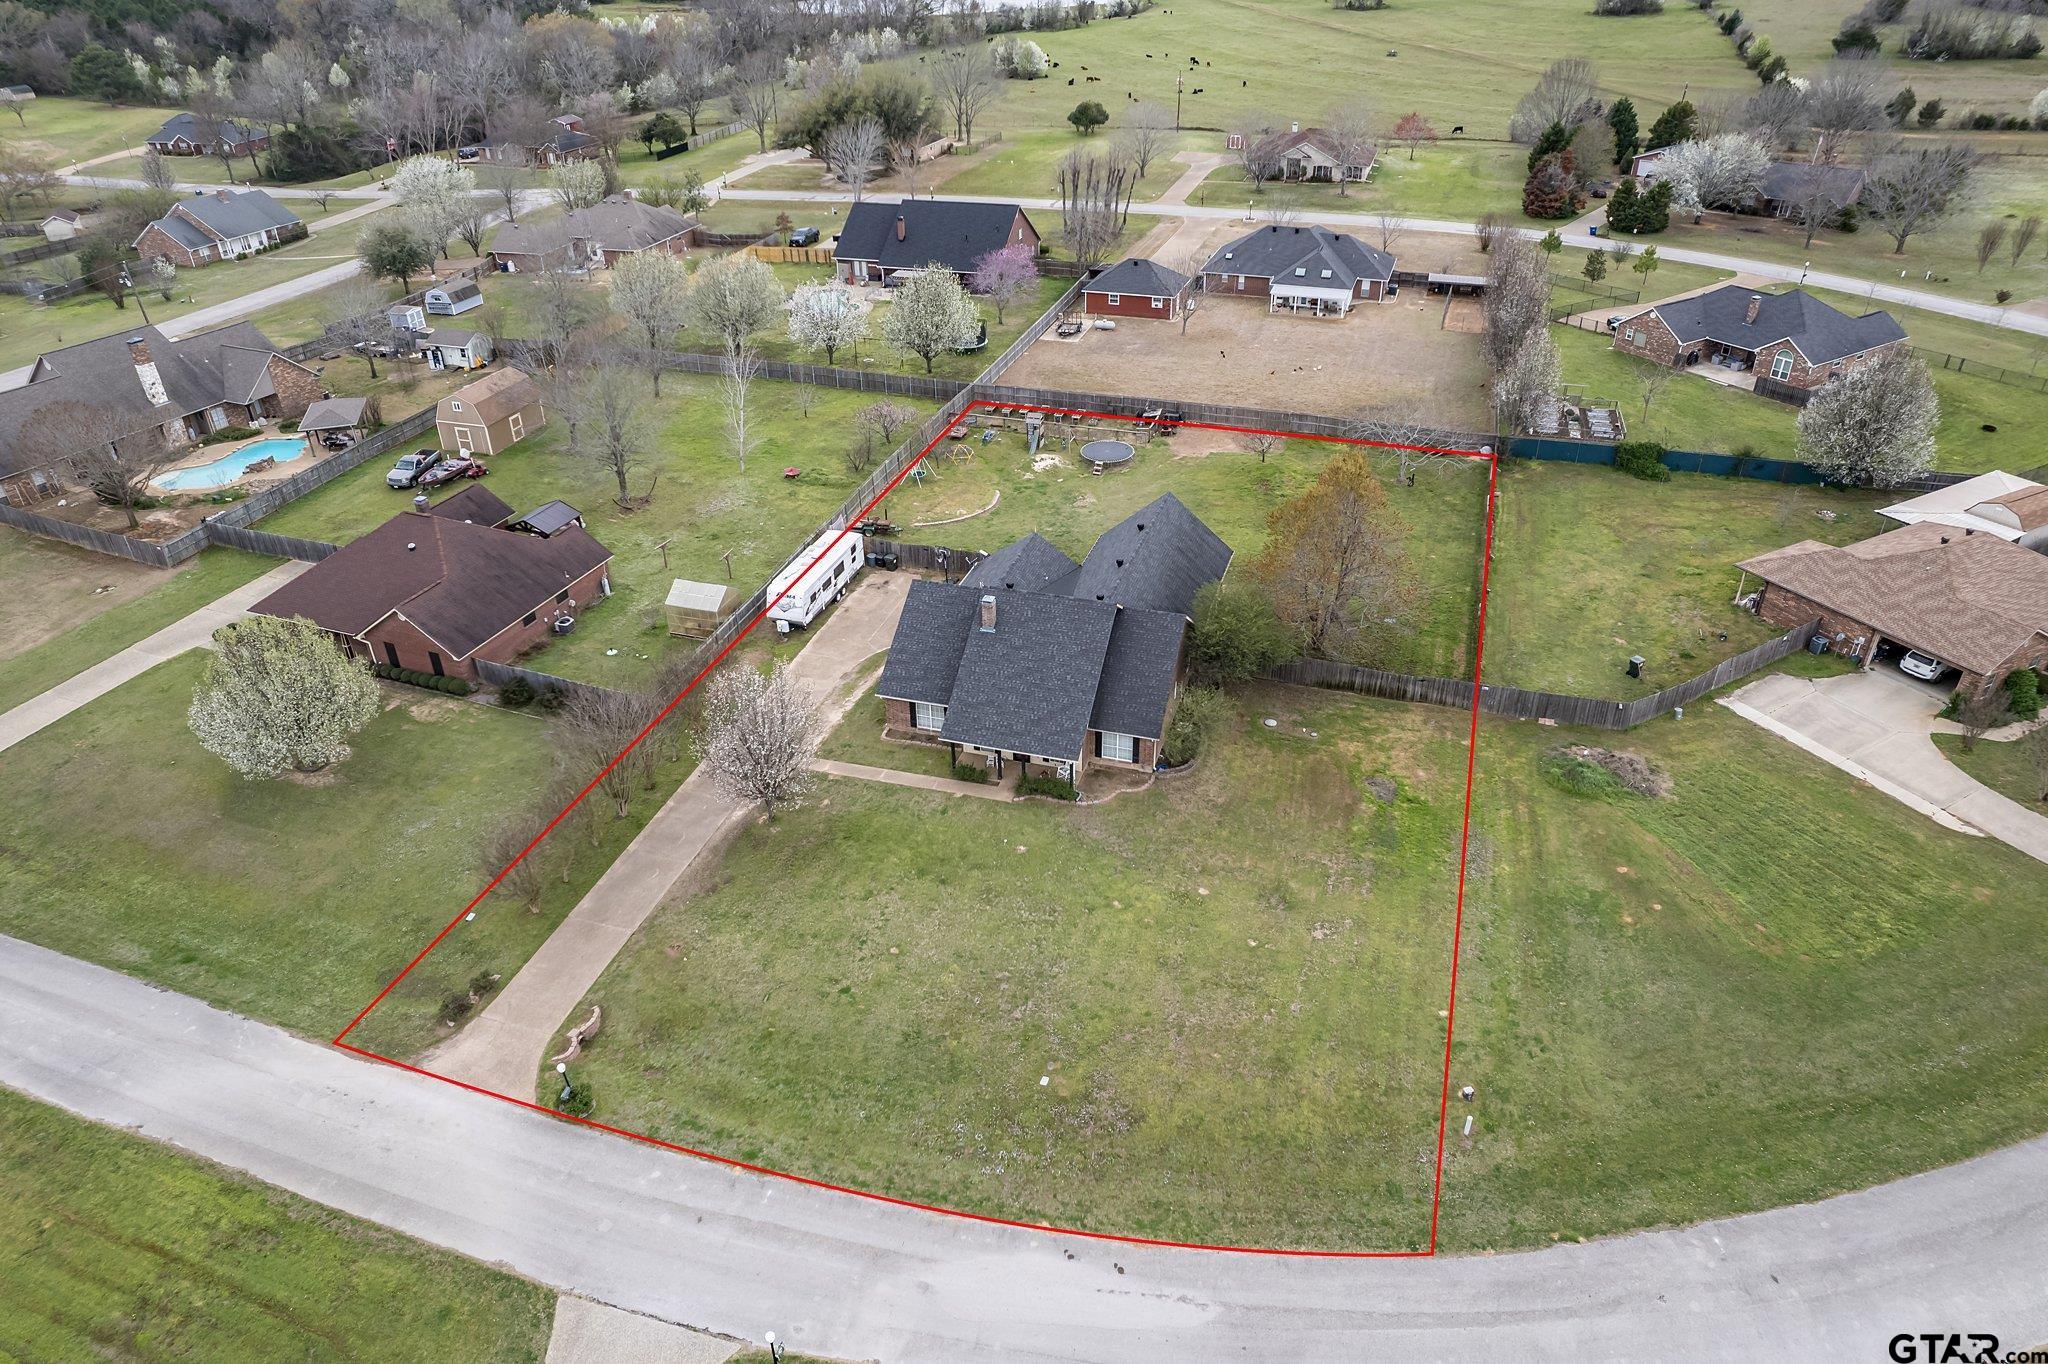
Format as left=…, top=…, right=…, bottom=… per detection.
left=489, top=195, right=698, bottom=273
left=250, top=488, right=612, bottom=681
left=436, top=368, right=544, bottom=456
left=1248, top=123, right=1376, bottom=184
left=1737, top=522, right=2048, bottom=696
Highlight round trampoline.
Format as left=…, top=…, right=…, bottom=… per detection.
left=1081, top=438, right=1136, bottom=471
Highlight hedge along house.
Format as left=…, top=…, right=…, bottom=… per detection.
left=0, top=322, right=320, bottom=505
left=436, top=368, right=542, bottom=455
left=1082, top=257, right=1192, bottom=321
left=1610, top=286, right=1906, bottom=403
left=1737, top=522, right=2048, bottom=698
left=1199, top=225, right=1395, bottom=317
left=832, top=198, right=1040, bottom=286
left=133, top=189, right=304, bottom=269
left=250, top=485, right=612, bottom=682
left=876, top=494, right=1232, bottom=783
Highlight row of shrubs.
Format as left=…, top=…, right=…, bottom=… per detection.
left=1018, top=773, right=1079, bottom=801
left=496, top=675, right=569, bottom=711
left=1164, top=686, right=1232, bottom=766
left=373, top=662, right=475, bottom=695
left=197, top=425, right=261, bottom=447
left=951, top=760, right=994, bottom=784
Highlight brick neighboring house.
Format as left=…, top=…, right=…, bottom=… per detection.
left=489, top=195, right=698, bottom=272
left=1754, top=161, right=1866, bottom=219
left=1249, top=123, right=1376, bottom=184
left=250, top=486, right=612, bottom=681
left=476, top=114, right=600, bottom=169
left=1737, top=522, right=2048, bottom=697
left=436, top=368, right=544, bottom=455
left=1879, top=470, right=2048, bottom=552
left=832, top=198, right=1040, bottom=285
left=145, top=112, right=268, bottom=158
left=1082, top=257, right=1191, bottom=320
left=134, top=188, right=305, bottom=268
left=876, top=494, right=1232, bottom=782
left=1200, top=224, right=1395, bottom=316
left=0, top=322, right=320, bottom=505
left=1610, top=286, right=1906, bottom=400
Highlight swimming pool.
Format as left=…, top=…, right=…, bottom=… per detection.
left=155, top=438, right=310, bottom=492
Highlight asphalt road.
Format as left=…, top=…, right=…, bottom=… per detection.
left=4, top=933, right=2043, bottom=1363
left=718, top=187, right=2048, bottom=339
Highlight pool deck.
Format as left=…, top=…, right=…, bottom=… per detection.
left=153, top=433, right=313, bottom=493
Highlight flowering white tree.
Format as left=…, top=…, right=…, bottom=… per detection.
left=1492, top=328, right=1563, bottom=433
left=786, top=282, right=869, bottom=364
left=550, top=158, right=608, bottom=210
left=390, top=154, right=477, bottom=256
left=608, top=249, right=691, bottom=393
left=188, top=616, right=380, bottom=780
left=1658, top=132, right=1772, bottom=216
left=970, top=241, right=1038, bottom=323
left=1796, top=352, right=1939, bottom=487
left=882, top=266, right=977, bottom=374
left=689, top=254, right=785, bottom=355
left=696, top=662, right=820, bottom=816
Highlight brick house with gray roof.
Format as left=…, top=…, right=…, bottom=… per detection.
left=134, top=188, right=305, bottom=268
left=1201, top=224, right=1395, bottom=316
left=876, top=494, right=1232, bottom=782
left=145, top=112, right=268, bottom=158
left=1612, top=285, right=1906, bottom=399
left=833, top=198, right=1040, bottom=285
left=489, top=194, right=699, bottom=272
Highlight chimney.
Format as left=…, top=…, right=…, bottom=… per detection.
left=1290, top=120, right=1300, bottom=133
left=979, top=594, right=997, bottom=632
left=895, top=213, right=907, bottom=242
left=128, top=336, right=170, bottom=407
left=126, top=336, right=151, bottom=367
left=214, top=188, right=232, bottom=202
left=1745, top=294, right=1762, bottom=324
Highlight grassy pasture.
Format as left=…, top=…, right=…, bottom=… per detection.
left=0, top=96, right=176, bottom=166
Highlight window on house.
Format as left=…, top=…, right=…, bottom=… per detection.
left=1097, top=731, right=1138, bottom=763
left=523, top=611, right=537, bottom=626
left=912, top=701, right=947, bottom=731
left=1770, top=352, right=1793, bottom=381
left=1151, top=297, right=1164, bottom=309
left=1626, top=329, right=1641, bottom=346
left=1320, top=269, right=1332, bottom=278
left=450, top=401, right=462, bottom=412
left=1294, top=267, right=1307, bottom=276
left=555, top=590, right=569, bottom=604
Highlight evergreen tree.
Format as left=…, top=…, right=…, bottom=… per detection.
left=1523, top=150, right=1580, bottom=220
left=1637, top=180, right=1673, bottom=233
left=1608, top=96, right=1640, bottom=168
left=1644, top=99, right=1696, bottom=150
left=1607, top=177, right=1642, bottom=232
left=1527, top=119, right=1573, bottom=172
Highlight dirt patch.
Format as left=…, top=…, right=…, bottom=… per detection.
left=1365, top=776, right=1399, bottom=804
left=1558, top=745, right=1673, bottom=798
left=403, top=696, right=466, bottom=722
left=280, top=765, right=344, bottom=787
left=1442, top=296, right=1485, bottom=334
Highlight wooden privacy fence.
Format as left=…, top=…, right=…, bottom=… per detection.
left=1271, top=619, right=1820, bottom=730
left=0, top=502, right=181, bottom=567
left=472, top=659, right=634, bottom=709
left=862, top=537, right=987, bottom=579
left=202, top=523, right=338, bottom=562
left=500, top=341, right=972, bottom=402
left=744, top=244, right=835, bottom=264
left=974, top=383, right=1494, bottom=451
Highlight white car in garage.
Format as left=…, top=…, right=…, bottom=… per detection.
left=1898, top=649, right=1947, bottom=682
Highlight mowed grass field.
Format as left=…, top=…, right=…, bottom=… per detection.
left=0, top=1088, right=554, bottom=1360
left=1932, top=732, right=2048, bottom=808
left=0, top=652, right=679, bottom=1059
left=0, top=541, right=276, bottom=709
left=1483, top=462, right=1890, bottom=698
left=563, top=684, right=1470, bottom=1251
left=0, top=96, right=176, bottom=166
left=1740, top=0, right=2048, bottom=115
left=259, top=376, right=936, bottom=688
left=884, top=430, right=1490, bottom=677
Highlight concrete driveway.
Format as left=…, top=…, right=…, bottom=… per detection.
left=1722, top=666, right=2048, bottom=863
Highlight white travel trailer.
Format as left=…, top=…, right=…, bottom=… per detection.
left=766, top=526, right=864, bottom=632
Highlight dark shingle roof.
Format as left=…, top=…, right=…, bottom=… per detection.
left=1087, top=258, right=1189, bottom=299
left=1759, top=161, right=1865, bottom=207
left=172, top=188, right=300, bottom=240
left=252, top=510, right=611, bottom=659
left=1091, top=607, right=1189, bottom=739
left=1062, top=492, right=1234, bottom=617
left=833, top=199, right=1034, bottom=275
left=298, top=396, right=367, bottom=432
left=937, top=591, right=1118, bottom=759
left=1633, top=286, right=1905, bottom=365
left=1202, top=225, right=1394, bottom=291
left=425, top=484, right=514, bottom=525
left=490, top=195, right=696, bottom=260
left=512, top=499, right=582, bottom=536
left=960, top=531, right=1078, bottom=593
left=877, top=579, right=982, bottom=706
left=149, top=112, right=261, bottom=147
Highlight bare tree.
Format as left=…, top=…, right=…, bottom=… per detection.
left=2011, top=215, right=2043, bottom=267
left=1953, top=684, right=2013, bottom=752
left=1113, top=101, right=1175, bottom=182
left=1780, top=160, right=1860, bottom=249
left=323, top=277, right=397, bottom=377
left=695, top=661, right=821, bottom=817
left=1741, top=79, right=1809, bottom=151
left=668, top=41, right=723, bottom=138
left=1239, top=431, right=1282, bottom=462
left=733, top=55, right=780, bottom=153
left=823, top=114, right=885, bottom=199
left=1806, top=56, right=1886, bottom=160
left=1509, top=57, right=1602, bottom=144
left=1473, top=212, right=1510, bottom=254
left=1319, top=98, right=1375, bottom=198
left=560, top=687, right=657, bottom=819
left=721, top=342, right=761, bottom=474
left=479, top=161, right=525, bottom=223
left=1372, top=210, right=1404, bottom=254
left=187, top=90, right=246, bottom=184
left=1636, top=364, right=1675, bottom=424
left=138, top=146, right=177, bottom=191
left=1055, top=148, right=1134, bottom=266
left=1349, top=404, right=1450, bottom=487
left=23, top=401, right=177, bottom=530
left=450, top=196, right=491, bottom=257
left=857, top=399, right=918, bottom=449
left=931, top=45, right=1001, bottom=148
left=1976, top=220, right=2008, bottom=273
left=1231, top=115, right=1287, bottom=194
left=608, top=249, right=691, bottom=393
left=1174, top=246, right=1207, bottom=337
left=580, top=363, right=653, bottom=506
left=529, top=262, right=601, bottom=376
left=1863, top=141, right=1980, bottom=254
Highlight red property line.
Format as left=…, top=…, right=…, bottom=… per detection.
left=332, top=398, right=1499, bottom=1259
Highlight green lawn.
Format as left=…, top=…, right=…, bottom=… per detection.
left=1551, top=321, right=2047, bottom=472
left=259, top=376, right=937, bottom=689
left=1, top=96, right=177, bottom=167
left=561, top=684, right=1469, bottom=1251
left=1932, top=731, right=2047, bottom=807
left=818, top=680, right=963, bottom=781
left=0, top=1087, right=555, bottom=1360
left=0, top=201, right=389, bottom=373
left=885, top=431, right=1489, bottom=676
left=1444, top=702, right=2048, bottom=1248
left=1483, top=461, right=1889, bottom=698
left=1739, top=0, right=2048, bottom=116
left=1187, top=142, right=1546, bottom=225
left=0, top=652, right=680, bottom=1059
left=0, top=542, right=276, bottom=708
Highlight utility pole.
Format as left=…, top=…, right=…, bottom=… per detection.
left=1176, top=75, right=1184, bottom=131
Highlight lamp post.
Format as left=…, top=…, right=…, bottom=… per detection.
left=765, top=1331, right=785, bottom=1362
left=555, top=1061, right=572, bottom=1105
left=1799, top=260, right=1809, bottom=286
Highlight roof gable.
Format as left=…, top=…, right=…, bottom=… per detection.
left=1640, top=286, right=1905, bottom=365
left=1063, top=493, right=1235, bottom=617
left=834, top=199, right=1032, bottom=274
left=1202, top=224, right=1394, bottom=289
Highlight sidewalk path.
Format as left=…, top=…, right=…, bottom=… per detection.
left=813, top=757, right=1016, bottom=801
left=1153, top=152, right=1230, bottom=207
left=5, top=929, right=2048, bottom=1362
left=718, top=187, right=2048, bottom=338
left=1723, top=669, right=2048, bottom=863
left=0, top=559, right=307, bottom=754
left=425, top=573, right=912, bottom=1096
